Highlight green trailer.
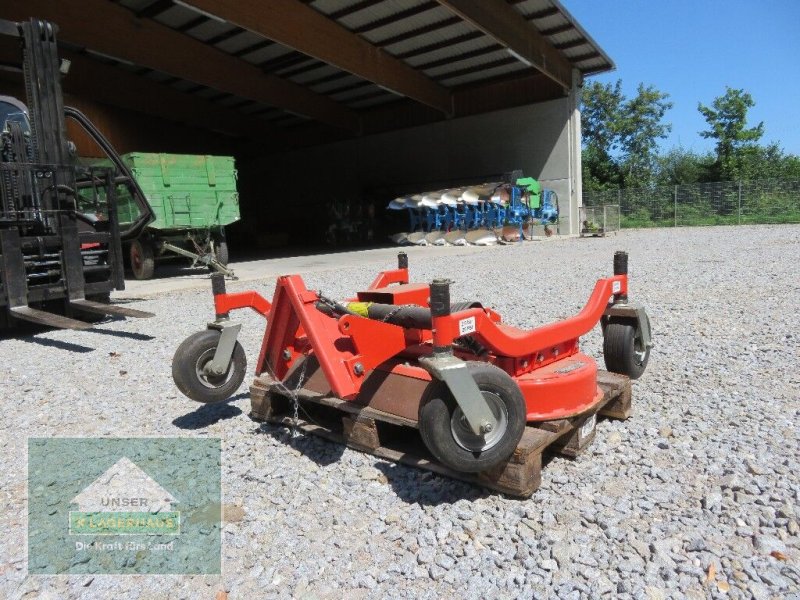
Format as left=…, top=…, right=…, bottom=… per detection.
left=113, top=152, right=240, bottom=280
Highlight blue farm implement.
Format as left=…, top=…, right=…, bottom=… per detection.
left=387, top=172, right=559, bottom=246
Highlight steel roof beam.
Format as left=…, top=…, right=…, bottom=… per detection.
left=182, top=0, right=453, bottom=115
left=0, top=45, right=279, bottom=142
left=3, top=0, right=361, bottom=132
left=435, top=0, right=573, bottom=89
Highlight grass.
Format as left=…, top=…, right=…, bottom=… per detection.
left=621, top=212, right=800, bottom=228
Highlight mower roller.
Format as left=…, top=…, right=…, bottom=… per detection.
left=172, top=251, right=652, bottom=474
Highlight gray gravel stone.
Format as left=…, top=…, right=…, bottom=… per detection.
left=754, top=535, right=787, bottom=555
left=2, top=226, right=800, bottom=598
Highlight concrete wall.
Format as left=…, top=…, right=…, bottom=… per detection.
left=240, top=94, right=582, bottom=241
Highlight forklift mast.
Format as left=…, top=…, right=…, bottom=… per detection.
left=20, top=19, right=70, bottom=167
left=0, top=18, right=154, bottom=329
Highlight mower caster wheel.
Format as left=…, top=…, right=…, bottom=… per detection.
left=419, top=361, right=526, bottom=473
left=172, top=330, right=247, bottom=403
left=603, top=318, right=650, bottom=379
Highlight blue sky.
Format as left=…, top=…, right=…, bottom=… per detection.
left=564, top=0, right=800, bottom=155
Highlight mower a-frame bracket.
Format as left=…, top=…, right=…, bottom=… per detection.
left=418, top=353, right=498, bottom=436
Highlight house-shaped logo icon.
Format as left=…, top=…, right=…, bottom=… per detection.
left=69, top=457, right=180, bottom=535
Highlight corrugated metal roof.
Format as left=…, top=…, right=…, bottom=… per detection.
left=170, top=79, right=202, bottom=93
left=214, top=30, right=264, bottom=54
left=239, top=44, right=290, bottom=65
left=444, top=62, right=528, bottom=88
left=238, top=102, right=275, bottom=116
left=335, top=0, right=433, bottom=31
left=380, top=21, right=476, bottom=56
left=513, top=0, right=614, bottom=73
left=118, top=0, right=153, bottom=11
left=422, top=47, right=510, bottom=79
left=153, top=4, right=197, bottom=29
left=349, top=94, right=400, bottom=109
left=184, top=19, right=234, bottom=42
left=194, top=87, right=227, bottom=100
left=95, top=0, right=614, bottom=133
left=142, top=70, right=175, bottom=83
left=359, top=6, right=455, bottom=43
left=310, top=75, right=366, bottom=95
left=402, top=35, right=495, bottom=68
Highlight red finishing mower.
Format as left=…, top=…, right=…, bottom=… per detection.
left=172, top=251, right=652, bottom=474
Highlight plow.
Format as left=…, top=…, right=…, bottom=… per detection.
left=387, top=172, right=559, bottom=247
left=173, top=250, right=652, bottom=494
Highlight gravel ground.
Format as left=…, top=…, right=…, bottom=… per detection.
left=1, top=225, right=799, bottom=599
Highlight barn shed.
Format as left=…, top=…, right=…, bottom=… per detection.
left=0, top=0, right=613, bottom=251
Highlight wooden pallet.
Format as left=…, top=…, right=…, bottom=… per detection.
left=249, top=370, right=631, bottom=498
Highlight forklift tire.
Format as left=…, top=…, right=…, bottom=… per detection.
left=214, top=241, right=229, bottom=266
left=418, top=361, right=526, bottom=473
left=172, top=330, right=247, bottom=403
left=129, top=239, right=155, bottom=280
left=603, top=318, right=649, bottom=379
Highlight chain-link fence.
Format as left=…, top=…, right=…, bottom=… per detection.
left=579, top=205, right=620, bottom=236
left=583, top=179, right=800, bottom=228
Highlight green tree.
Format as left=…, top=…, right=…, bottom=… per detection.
left=581, top=80, right=624, bottom=190
left=698, top=87, right=764, bottom=180
left=618, top=84, right=673, bottom=188
left=734, top=142, right=800, bottom=181
left=654, top=147, right=715, bottom=186
left=581, top=80, right=672, bottom=189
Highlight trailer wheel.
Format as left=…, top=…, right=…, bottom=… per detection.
left=172, top=330, right=247, bottom=403
left=214, top=240, right=229, bottom=266
left=603, top=318, right=649, bottom=379
left=419, top=361, right=526, bottom=473
left=129, top=239, right=154, bottom=280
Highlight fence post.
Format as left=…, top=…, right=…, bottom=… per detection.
left=674, top=185, right=678, bottom=227
left=738, top=181, right=742, bottom=225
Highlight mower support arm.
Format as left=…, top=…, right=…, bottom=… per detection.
left=213, top=290, right=272, bottom=319
left=368, top=252, right=410, bottom=289
left=433, top=276, right=628, bottom=358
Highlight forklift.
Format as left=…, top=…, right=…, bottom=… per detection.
left=0, top=18, right=154, bottom=330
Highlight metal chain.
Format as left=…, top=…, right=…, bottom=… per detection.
left=291, top=394, right=300, bottom=438
left=264, top=355, right=309, bottom=441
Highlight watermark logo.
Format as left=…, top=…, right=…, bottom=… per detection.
left=28, top=438, right=221, bottom=574
left=68, top=457, right=180, bottom=535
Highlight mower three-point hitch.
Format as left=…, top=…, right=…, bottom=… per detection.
left=172, top=251, right=651, bottom=474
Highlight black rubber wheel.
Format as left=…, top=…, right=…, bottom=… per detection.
left=603, top=318, right=650, bottom=379
left=172, top=330, right=247, bottom=403
left=214, top=240, right=229, bottom=266
left=418, top=361, right=526, bottom=473
left=129, top=238, right=155, bottom=280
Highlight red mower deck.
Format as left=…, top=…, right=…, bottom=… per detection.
left=172, top=250, right=651, bottom=492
